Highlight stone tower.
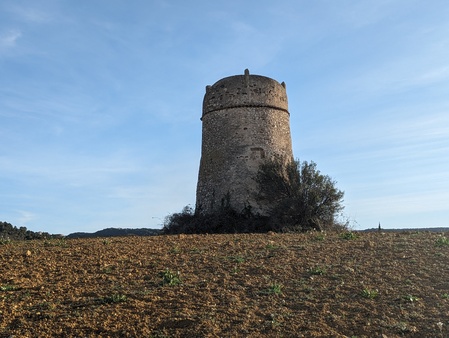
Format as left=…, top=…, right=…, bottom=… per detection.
left=196, top=69, right=293, bottom=215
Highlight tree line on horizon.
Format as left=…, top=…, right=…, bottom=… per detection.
left=0, top=221, right=58, bottom=241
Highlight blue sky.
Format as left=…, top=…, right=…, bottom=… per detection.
left=1, top=0, right=448, bottom=235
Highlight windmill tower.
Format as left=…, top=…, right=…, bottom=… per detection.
left=196, top=69, right=293, bottom=215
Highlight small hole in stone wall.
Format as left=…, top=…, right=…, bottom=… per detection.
left=243, top=127, right=248, bottom=130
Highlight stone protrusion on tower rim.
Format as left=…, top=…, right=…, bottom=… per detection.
left=196, top=69, right=294, bottom=216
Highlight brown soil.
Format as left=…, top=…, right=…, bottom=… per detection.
left=1, top=231, right=448, bottom=337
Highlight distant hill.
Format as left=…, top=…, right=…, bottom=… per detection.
left=362, top=227, right=449, bottom=233
left=66, top=227, right=161, bottom=238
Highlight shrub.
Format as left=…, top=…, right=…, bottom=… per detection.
left=256, top=157, right=346, bottom=232
left=162, top=204, right=271, bottom=234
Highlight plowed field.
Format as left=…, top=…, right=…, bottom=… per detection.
left=1, top=231, right=448, bottom=337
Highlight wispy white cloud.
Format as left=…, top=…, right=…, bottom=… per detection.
left=298, top=104, right=449, bottom=160
left=3, top=156, right=142, bottom=187
left=350, top=189, right=449, bottom=217
left=336, top=60, right=449, bottom=100
left=8, top=5, right=51, bottom=23
left=332, top=0, right=408, bottom=28
left=201, top=22, right=284, bottom=75
left=408, top=66, right=449, bottom=88
left=15, top=210, right=37, bottom=228
left=0, top=29, right=21, bottom=51
left=391, top=110, right=449, bottom=142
